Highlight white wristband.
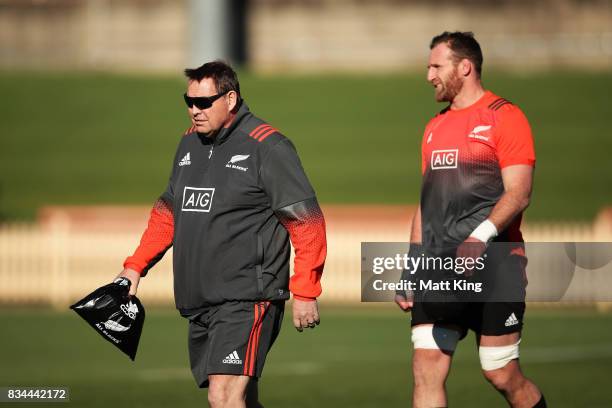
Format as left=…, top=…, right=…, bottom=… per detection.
left=469, top=219, right=498, bottom=243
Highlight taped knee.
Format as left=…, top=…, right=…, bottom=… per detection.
left=411, top=325, right=461, bottom=352
left=479, top=339, right=521, bottom=371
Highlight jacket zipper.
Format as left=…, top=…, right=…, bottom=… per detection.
left=208, top=144, right=214, bottom=159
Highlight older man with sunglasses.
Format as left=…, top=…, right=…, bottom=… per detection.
left=116, top=61, right=327, bottom=408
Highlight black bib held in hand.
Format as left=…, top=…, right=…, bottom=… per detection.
left=70, top=277, right=145, bottom=360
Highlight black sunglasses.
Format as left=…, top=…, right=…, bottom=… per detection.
left=183, top=90, right=229, bottom=109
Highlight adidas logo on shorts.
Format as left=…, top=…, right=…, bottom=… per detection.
left=222, top=350, right=242, bottom=365
left=505, top=313, right=519, bottom=327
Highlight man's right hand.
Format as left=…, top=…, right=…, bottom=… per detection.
left=115, top=268, right=141, bottom=296
left=292, top=298, right=320, bottom=332
left=394, top=293, right=413, bottom=312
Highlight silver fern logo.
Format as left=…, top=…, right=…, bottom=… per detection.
left=226, top=154, right=250, bottom=172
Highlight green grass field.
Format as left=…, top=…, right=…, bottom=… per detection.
left=1, top=306, right=611, bottom=407
left=0, top=70, right=611, bottom=221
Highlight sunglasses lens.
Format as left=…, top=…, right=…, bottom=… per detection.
left=184, top=93, right=226, bottom=109
left=184, top=95, right=213, bottom=109
left=193, top=99, right=212, bottom=110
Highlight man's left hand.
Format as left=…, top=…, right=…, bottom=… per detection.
left=456, top=236, right=487, bottom=277
left=292, top=298, right=320, bottom=332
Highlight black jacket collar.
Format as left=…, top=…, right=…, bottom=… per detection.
left=213, top=100, right=251, bottom=145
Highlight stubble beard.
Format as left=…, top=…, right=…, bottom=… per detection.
left=435, top=68, right=464, bottom=103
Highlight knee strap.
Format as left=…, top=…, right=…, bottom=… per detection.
left=479, top=339, right=521, bottom=371
left=411, top=325, right=461, bottom=352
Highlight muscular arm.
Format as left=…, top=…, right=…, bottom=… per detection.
left=475, top=103, right=535, bottom=240
left=486, top=165, right=533, bottom=232
left=457, top=165, right=534, bottom=267
left=457, top=164, right=533, bottom=276
left=467, top=164, right=533, bottom=243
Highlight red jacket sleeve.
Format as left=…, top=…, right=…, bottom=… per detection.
left=275, top=198, right=327, bottom=301
left=123, top=198, right=174, bottom=276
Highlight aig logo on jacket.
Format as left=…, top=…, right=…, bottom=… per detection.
left=182, top=187, right=215, bottom=212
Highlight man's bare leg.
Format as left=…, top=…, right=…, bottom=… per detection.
left=208, top=375, right=263, bottom=408
left=411, top=324, right=459, bottom=408
left=479, top=333, right=544, bottom=408
left=412, top=348, right=453, bottom=407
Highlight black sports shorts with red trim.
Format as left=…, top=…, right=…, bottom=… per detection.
left=186, top=300, right=284, bottom=388
left=411, top=253, right=527, bottom=337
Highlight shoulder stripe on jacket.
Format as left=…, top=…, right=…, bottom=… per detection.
left=258, top=128, right=277, bottom=142
left=249, top=123, right=279, bottom=142
left=250, top=124, right=271, bottom=138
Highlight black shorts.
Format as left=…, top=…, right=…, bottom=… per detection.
left=411, top=253, right=527, bottom=337
left=411, top=300, right=525, bottom=337
left=186, top=300, right=284, bottom=388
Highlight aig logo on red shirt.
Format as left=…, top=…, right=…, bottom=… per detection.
left=182, top=187, right=215, bottom=212
left=431, top=149, right=459, bottom=170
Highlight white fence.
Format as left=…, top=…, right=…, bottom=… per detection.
left=1, top=210, right=611, bottom=308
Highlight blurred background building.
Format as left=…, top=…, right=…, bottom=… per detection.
left=0, top=0, right=610, bottom=72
